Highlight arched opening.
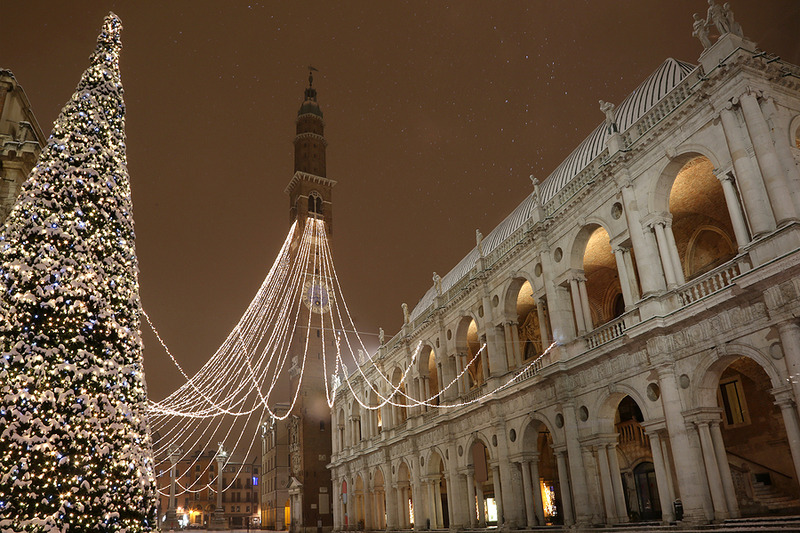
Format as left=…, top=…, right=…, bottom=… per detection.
left=340, top=482, right=348, bottom=529
left=373, top=468, right=387, bottom=529
left=337, top=408, right=345, bottom=451
left=714, top=357, right=800, bottom=516
left=308, top=191, right=323, bottom=216
left=521, top=420, right=563, bottom=525
left=505, top=278, right=549, bottom=365
left=354, top=475, right=366, bottom=529
left=424, top=451, right=448, bottom=529
left=418, top=345, right=440, bottom=407
left=397, top=461, right=413, bottom=528
left=390, top=368, right=407, bottom=424
left=456, top=317, right=484, bottom=389
left=582, top=225, right=624, bottom=327
left=350, top=399, right=362, bottom=444
left=284, top=498, right=291, bottom=531
left=614, top=396, right=661, bottom=521
left=469, top=440, right=496, bottom=526
left=669, top=156, right=737, bottom=279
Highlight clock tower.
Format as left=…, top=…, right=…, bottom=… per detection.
left=284, top=70, right=335, bottom=533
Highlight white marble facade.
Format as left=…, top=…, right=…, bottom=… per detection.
left=330, top=18, right=800, bottom=530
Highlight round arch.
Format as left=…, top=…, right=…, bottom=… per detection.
left=650, top=146, right=724, bottom=214
left=568, top=221, right=613, bottom=271
left=692, top=343, right=786, bottom=408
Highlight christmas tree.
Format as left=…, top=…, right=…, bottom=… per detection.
left=0, top=13, right=157, bottom=532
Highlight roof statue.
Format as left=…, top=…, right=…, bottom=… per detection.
left=599, top=100, right=617, bottom=133
left=723, top=3, right=743, bottom=37
left=379, top=327, right=385, bottom=346
left=476, top=229, right=484, bottom=257
left=402, top=302, right=410, bottom=324
left=433, top=272, right=443, bottom=296
left=693, top=13, right=713, bottom=49
left=706, top=0, right=730, bottom=35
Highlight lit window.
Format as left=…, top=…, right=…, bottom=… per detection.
left=719, top=378, right=749, bottom=426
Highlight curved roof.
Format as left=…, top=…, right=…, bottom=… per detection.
left=409, top=58, right=697, bottom=322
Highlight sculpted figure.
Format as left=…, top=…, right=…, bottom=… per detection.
left=433, top=272, right=443, bottom=296
left=476, top=229, right=484, bottom=257
left=693, top=13, right=712, bottom=49
left=706, top=0, right=730, bottom=35
left=599, top=100, right=618, bottom=133
left=402, top=302, right=409, bottom=324
left=723, top=3, right=743, bottom=37
left=379, top=327, right=385, bottom=346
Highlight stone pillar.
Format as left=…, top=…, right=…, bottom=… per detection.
left=718, top=106, right=776, bottom=236
left=562, top=404, right=591, bottom=524
left=709, top=420, right=739, bottom=518
left=465, top=469, right=477, bottom=528
left=536, top=300, right=551, bottom=347
left=490, top=464, right=504, bottom=526
left=167, top=454, right=179, bottom=529
left=654, top=363, right=707, bottom=521
left=476, top=483, right=486, bottom=527
left=778, top=321, right=800, bottom=420
left=423, top=376, right=431, bottom=411
left=740, top=91, right=797, bottom=225
left=766, top=101, right=800, bottom=212
left=621, top=249, right=641, bottom=302
left=613, top=247, right=634, bottom=308
left=510, top=321, right=523, bottom=367
left=773, top=391, right=800, bottom=487
left=569, top=278, right=587, bottom=334
left=578, top=277, right=593, bottom=331
left=386, top=481, right=399, bottom=530
left=715, top=170, right=751, bottom=248
left=695, top=421, right=729, bottom=520
left=412, top=463, right=423, bottom=531
left=519, top=461, right=536, bottom=527
left=660, top=436, right=676, bottom=503
left=606, top=443, right=628, bottom=522
left=211, top=448, right=228, bottom=530
left=502, top=322, right=514, bottom=369
left=529, top=456, right=545, bottom=525
left=619, top=180, right=667, bottom=295
left=647, top=431, right=675, bottom=522
left=554, top=449, right=574, bottom=526
left=435, top=479, right=444, bottom=528
left=365, top=480, right=374, bottom=529
left=662, top=220, right=685, bottom=285
left=652, top=221, right=678, bottom=288
left=425, top=480, right=436, bottom=528
left=396, top=484, right=407, bottom=529
left=454, top=353, right=466, bottom=396
left=595, top=444, right=618, bottom=523
left=483, top=295, right=507, bottom=376
left=541, top=248, right=578, bottom=343
left=479, top=336, right=490, bottom=383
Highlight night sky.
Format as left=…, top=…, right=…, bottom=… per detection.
left=4, top=2, right=800, bottom=402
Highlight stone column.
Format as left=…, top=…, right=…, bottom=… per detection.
left=569, top=278, right=587, bottom=334
left=211, top=448, right=227, bottom=530
left=476, top=483, right=486, bottom=527
left=554, top=449, right=574, bottom=526
left=465, top=469, right=477, bottom=528
left=619, top=180, right=667, bottom=295
left=766, top=101, right=800, bottom=212
left=510, top=321, right=523, bottom=367
left=435, top=479, right=444, bottom=529
left=773, top=391, right=800, bottom=486
left=778, top=321, right=800, bottom=420
left=654, top=363, right=706, bottom=521
left=423, top=376, right=431, bottom=411
left=621, top=250, right=641, bottom=302
left=519, top=461, right=536, bottom=527
left=695, top=421, right=729, bottom=520
left=714, top=170, right=751, bottom=248
left=709, top=420, right=739, bottom=518
left=652, top=221, right=678, bottom=288
left=578, top=277, right=593, bottom=332
left=386, top=481, right=399, bottom=530
left=167, top=450, right=180, bottom=529
left=529, top=455, right=545, bottom=525
left=491, top=464, right=504, bottom=526
left=740, top=91, right=797, bottom=225
left=425, top=480, right=436, bottom=528
left=536, top=300, right=551, bottom=347
left=662, top=220, right=685, bottom=285
left=541, top=248, right=578, bottom=342
left=365, top=480, right=374, bottom=529
left=595, top=445, right=618, bottom=523
left=606, top=443, right=628, bottom=521
left=483, top=295, right=507, bottom=376
left=613, top=247, right=634, bottom=308
left=396, top=484, right=407, bottom=529
left=647, top=431, right=675, bottom=522
left=503, top=322, right=514, bottom=368
left=454, top=353, right=466, bottom=396
left=412, top=463, right=423, bottom=531
left=718, top=105, right=775, bottom=236
left=562, top=404, right=591, bottom=524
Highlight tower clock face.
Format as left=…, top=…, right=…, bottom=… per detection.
left=303, top=279, right=331, bottom=314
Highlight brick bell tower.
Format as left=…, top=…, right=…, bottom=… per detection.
left=284, top=69, right=335, bottom=533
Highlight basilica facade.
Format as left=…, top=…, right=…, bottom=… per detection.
left=329, top=15, right=800, bottom=529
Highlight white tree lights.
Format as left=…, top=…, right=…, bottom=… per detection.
left=0, top=13, right=157, bottom=532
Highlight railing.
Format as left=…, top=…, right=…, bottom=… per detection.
left=512, top=356, right=545, bottom=385
left=461, top=385, right=484, bottom=404
left=586, top=314, right=627, bottom=349
left=544, top=150, right=608, bottom=217
left=677, top=257, right=744, bottom=307
left=616, top=419, right=650, bottom=448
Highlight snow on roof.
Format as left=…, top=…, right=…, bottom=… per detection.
left=408, top=58, right=697, bottom=323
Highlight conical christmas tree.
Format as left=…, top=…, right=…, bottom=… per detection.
left=0, top=13, right=157, bottom=532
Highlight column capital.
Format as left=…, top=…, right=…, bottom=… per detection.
left=640, top=211, right=672, bottom=230
left=683, top=406, right=724, bottom=425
